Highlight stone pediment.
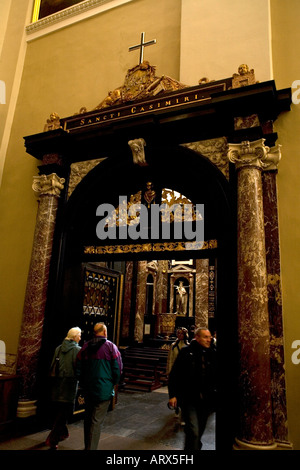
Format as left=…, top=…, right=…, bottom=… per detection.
left=170, top=263, right=195, bottom=274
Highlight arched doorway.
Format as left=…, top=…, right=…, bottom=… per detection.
left=19, top=73, right=290, bottom=450
left=40, top=144, right=237, bottom=450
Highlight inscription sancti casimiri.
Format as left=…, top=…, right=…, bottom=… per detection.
left=48, top=61, right=253, bottom=134
left=62, top=81, right=229, bottom=132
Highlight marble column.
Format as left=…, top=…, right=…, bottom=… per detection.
left=195, top=259, right=209, bottom=327
left=121, top=261, right=134, bottom=340
left=16, top=173, right=65, bottom=404
left=154, top=260, right=169, bottom=314
left=134, top=261, right=148, bottom=342
left=228, top=139, right=276, bottom=450
left=262, top=146, right=290, bottom=448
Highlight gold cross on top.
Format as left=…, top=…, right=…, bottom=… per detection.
left=129, top=32, right=156, bottom=64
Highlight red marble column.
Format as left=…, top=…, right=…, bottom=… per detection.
left=195, top=259, right=209, bottom=327
left=16, top=173, right=65, bottom=403
left=121, top=261, right=134, bottom=340
left=262, top=145, right=290, bottom=448
left=228, top=139, right=276, bottom=450
left=134, top=261, right=148, bottom=342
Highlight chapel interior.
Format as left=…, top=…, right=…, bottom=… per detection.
left=1, top=0, right=300, bottom=453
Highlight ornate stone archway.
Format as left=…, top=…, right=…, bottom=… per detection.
left=19, top=63, right=291, bottom=449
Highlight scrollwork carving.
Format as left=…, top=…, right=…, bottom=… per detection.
left=32, top=173, right=65, bottom=198
left=227, top=139, right=270, bottom=170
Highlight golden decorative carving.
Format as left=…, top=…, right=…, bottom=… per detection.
left=104, top=186, right=202, bottom=228
left=84, top=240, right=217, bottom=255
left=32, top=173, right=65, bottom=198
left=158, top=313, right=177, bottom=338
left=128, top=138, right=147, bottom=166
left=232, top=64, right=257, bottom=88
left=144, top=181, right=156, bottom=207
left=95, top=61, right=186, bottom=110
left=43, top=112, right=62, bottom=132
left=198, top=77, right=215, bottom=85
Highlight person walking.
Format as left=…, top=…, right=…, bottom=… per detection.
left=168, top=327, right=216, bottom=450
left=76, top=323, right=123, bottom=450
left=166, top=327, right=189, bottom=376
left=46, top=327, right=82, bottom=450
left=167, top=327, right=189, bottom=424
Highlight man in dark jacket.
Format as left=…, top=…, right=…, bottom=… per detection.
left=76, top=323, right=123, bottom=450
left=168, top=327, right=216, bottom=450
left=46, top=327, right=82, bottom=450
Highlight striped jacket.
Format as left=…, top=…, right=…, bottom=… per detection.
left=76, top=336, right=123, bottom=402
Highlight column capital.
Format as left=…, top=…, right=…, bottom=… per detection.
left=262, top=144, right=282, bottom=171
left=227, top=138, right=270, bottom=170
left=32, top=173, right=65, bottom=198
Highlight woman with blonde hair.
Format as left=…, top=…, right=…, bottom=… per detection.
left=46, top=327, right=81, bottom=450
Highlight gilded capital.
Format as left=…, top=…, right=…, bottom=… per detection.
left=227, top=139, right=270, bottom=170
left=32, top=173, right=65, bottom=198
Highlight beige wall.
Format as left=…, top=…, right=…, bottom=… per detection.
left=271, top=0, right=300, bottom=451
left=0, top=0, right=299, bottom=450
left=0, top=0, right=182, bottom=355
left=180, top=0, right=273, bottom=85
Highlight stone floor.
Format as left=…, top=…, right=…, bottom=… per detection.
left=0, top=387, right=215, bottom=451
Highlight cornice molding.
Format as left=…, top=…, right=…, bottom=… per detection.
left=26, top=0, right=133, bottom=40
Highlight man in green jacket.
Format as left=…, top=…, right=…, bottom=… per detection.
left=76, top=323, right=123, bottom=450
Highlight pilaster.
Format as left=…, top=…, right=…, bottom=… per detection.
left=262, top=145, right=291, bottom=448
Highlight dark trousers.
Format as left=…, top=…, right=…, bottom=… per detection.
left=47, top=402, right=73, bottom=446
left=181, top=400, right=209, bottom=451
left=83, top=398, right=111, bottom=450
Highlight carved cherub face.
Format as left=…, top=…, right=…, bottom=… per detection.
left=238, top=64, right=249, bottom=75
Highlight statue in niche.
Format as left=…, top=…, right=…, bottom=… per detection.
left=176, top=281, right=188, bottom=315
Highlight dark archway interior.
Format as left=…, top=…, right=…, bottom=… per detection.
left=39, top=144, right=239, bottom=450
